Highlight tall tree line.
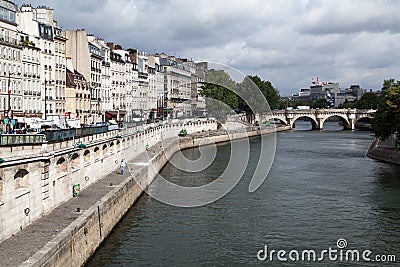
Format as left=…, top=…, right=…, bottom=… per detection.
left=372, top=79, right=400, bottom=139
left=200, top=71, right=280, bottom=123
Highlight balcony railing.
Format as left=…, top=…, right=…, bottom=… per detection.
left=0, top=36, right=22, bottom=47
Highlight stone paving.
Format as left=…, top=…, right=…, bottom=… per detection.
left=0, top=166, right=128, bottom=267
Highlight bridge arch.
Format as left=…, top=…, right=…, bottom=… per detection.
left=355, top=115, right=373, bottom=124
left=265, top=117, right=288, bottom=125
left=355, top=116, right=373, bottom=130
left=291, top=115, right=318, bottom=130
left=321, top=115, right=351, bottom=130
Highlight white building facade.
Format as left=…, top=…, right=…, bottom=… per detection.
left=0, top=0, right=22, bottom=131
left=18, top=4, right=66, bottom=123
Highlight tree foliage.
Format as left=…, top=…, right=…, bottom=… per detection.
left=237, top=75, right=280, bottom=122
left=338, top=92, right=382, bottom=109
left=200, top=73, right=280, bottom=122
left=200, top=70, right=238, bottom=121
left=246, top=75, right=280, bottom=110
left=354, top=92, right=382, bottom=109
left=372, top=79, right=400, bottom=139
left=200, top=72, right=280, bottom=122
left=312, top=98, right=328, bottom=109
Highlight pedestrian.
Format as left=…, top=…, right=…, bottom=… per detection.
left=120, top=159, right=126, bottom=175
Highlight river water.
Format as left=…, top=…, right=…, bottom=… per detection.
left=87, top=122, right=400, bottom=266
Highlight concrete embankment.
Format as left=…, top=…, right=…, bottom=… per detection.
left=366, top=136, right=400, bottom=165
left=12, top=125, right=289, bottom=267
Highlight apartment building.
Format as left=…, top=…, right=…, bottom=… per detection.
left=17, top=4, right=66, bottom=122
left=158, top=54, right=192, bottom=118
left=20, top=32, right=41, bottom=120
left=63, top=29, right=103, bottom=124
left=0, top=0, right=22, bottom=131
left=92, top=38, right=112, bottom=116
left=107, top=44, right=126, bottom=121
left=65, top=57, right=91, bottom=123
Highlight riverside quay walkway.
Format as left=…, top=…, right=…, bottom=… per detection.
left=0, top=119, right=218, bottom=266
left=0, top=162, right=130, bottom=266
left=0, top=121, right=289, bottom=266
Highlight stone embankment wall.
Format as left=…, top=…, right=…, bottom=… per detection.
left=366, top=136, right=400, bottom=165
left=20, top=124, right=289, bottom=267
left=0, top=120, right=216, bottom=243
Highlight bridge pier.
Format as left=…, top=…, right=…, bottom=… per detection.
left=347, top=112, right=356, bottom=131
left=343, top=119, right=355, bottom=130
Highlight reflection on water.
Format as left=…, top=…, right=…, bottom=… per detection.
left=87, top=125, right=400, bottom=266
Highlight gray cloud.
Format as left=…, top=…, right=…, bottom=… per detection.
left=15, top=0, right=400, bottom=94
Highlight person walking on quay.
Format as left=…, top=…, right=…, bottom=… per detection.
left=120, top=159, right=126, bottom=175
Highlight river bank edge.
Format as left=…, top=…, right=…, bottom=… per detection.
left=21, top=125, right=290, bottom=267
left=366, top=137, right=400, bottom=165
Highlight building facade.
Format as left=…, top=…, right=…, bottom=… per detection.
left=65, top=59, right=91, bottom=123
left=158, top=54, right=192, bottom=118
left=17, top=4, right=66, bottom=124
left=0, top=0, right=22, bottom=132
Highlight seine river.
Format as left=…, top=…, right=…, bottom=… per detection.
left=87, top=121, right=400, bottom=266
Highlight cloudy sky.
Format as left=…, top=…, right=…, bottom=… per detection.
left=15, top=0, right=400, bottom=95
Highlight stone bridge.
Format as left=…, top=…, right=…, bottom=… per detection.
left=261, top=109, right=376, bottom=130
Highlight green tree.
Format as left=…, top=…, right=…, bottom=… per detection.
left=372, top=80, right=400, bottom=139
left=354, top=92, right=381, bottom=109
left=200, top=70, right=238, bottom=121
left=247, top=76, right=280, bottom=110
left=237, top=75, right=280, bottom=123
left=312, top=98, right=328, bottom=109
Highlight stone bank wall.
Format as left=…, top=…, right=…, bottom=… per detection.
left=367, top=136, right=400, bottom=165
left=21, top=125, right=290, bottom=267
left=0, top=120, right=216, bottom=243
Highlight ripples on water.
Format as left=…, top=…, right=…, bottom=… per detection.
left=87, top=122, right=400, bottom=266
